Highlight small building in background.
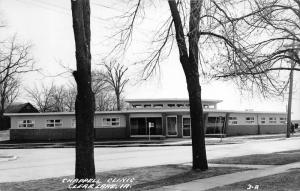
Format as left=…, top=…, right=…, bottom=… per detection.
left=6, top=99, right=287, bottom=141
left=5, top=103, right=39, bottom=113
left=0, top=103, right=39, bottom=130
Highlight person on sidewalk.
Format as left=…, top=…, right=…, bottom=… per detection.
left=291, top=123, right=295, bottom=135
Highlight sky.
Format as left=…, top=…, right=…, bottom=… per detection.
left=0, top=0, right=299, bottom=119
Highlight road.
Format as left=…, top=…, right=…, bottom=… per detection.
left=0, top=137, right=300, bottom=183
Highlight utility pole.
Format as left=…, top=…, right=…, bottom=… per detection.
left=286, top=40, right=297, bottom=138
left=286, top=61, right=295, bottom=138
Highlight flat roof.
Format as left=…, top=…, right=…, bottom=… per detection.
left=125, top=98, right=223, bottom=103
left=4, top=108, right=286, bottom=117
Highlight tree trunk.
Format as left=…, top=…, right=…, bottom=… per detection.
left=168, top=0, right=208, bottom=170
left=116, top=91, right=120, bottom=111
left=71, top=0, right=96, bottom=179
left=186, top=70, right=208, bottom=170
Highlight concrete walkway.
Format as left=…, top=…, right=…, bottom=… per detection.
left=150, top=162, right=300, bottom=191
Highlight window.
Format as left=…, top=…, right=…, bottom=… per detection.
left=209, top=105, right=215, bottom=109
left=260, top=117, right=266, bottom=124
left=245, top=117, right=255, bottom=124
left=132, top=104, right=142, bottom=108
left=153, top=104, right=163, bottom=108
left=103, top=117, right=120, bottom=127
left=18, top=120, right=35, bottom=128
left=279, top=117, right=286, bottom=124
left=46, top=119, right=62, bottom=127
left=167, top=104, right=175, bottom=108
left=72, top=119, right=76, bottom=128
left=269, top=117, right=277, bottom=124
left=182, top=117, right=191, bottom=137
left=111, top=118, right=120, bottom=126
left=228, top=117, right=238, bottom=125
left=177, top=104, right=184, bottom=108
left=144, top=104, right=151, bottom=108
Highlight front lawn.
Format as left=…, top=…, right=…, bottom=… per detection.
left=208, top=168, right=300, bottom=191
left=209, top=150, right=300, bottom=165
left=0, top=164, right=250, bottom=191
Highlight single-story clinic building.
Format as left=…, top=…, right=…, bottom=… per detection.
left=7, top=98, right=287, bottom=141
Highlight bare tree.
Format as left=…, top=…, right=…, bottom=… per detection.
left=26, top=82, right=79, bottom=112
left=63, top=83, right=77, bottom=112
left=0, top=77, right=20, bottom=115
left=168, top=0, right=208, bottom=170
left=95, top=91, right=116, bottom=111
left=103, top=61, right=129, bottom=111
left=201, top=0, right=300, bottom=96
left=107, top=0, right=272, bottom=170
left=52, top=85, right=67, bottom=112
left=71, top=0, right=95, bottom=179
left=26, top=83, right=56, bottom=112
left=92, top=70, right=116, bottom=111
left=0, top=36, right=34, bottom=116
left=103, top=0, right=300, bottom=170
left=110, top=0, right=208, bottom=170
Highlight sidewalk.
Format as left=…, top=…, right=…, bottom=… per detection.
left=150, top=162, right=300, bottom=191
left=0, top=137, right=242, bottom=149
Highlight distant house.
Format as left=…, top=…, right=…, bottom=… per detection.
left=0, top=103, right=38, bottom=130
left=4, top=103, right=39, bottom=113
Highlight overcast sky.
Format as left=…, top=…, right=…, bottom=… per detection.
left=1, top=0, right=299, bottom=119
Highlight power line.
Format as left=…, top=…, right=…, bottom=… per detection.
left=15, top=0, right=108, bottom=23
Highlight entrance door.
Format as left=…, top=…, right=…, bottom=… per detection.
left=182, top=117, right=191, bottom=137
left=167, top=116, right=177, bottom=136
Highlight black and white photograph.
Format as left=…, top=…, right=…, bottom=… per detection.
left=0, top=0, right=300, bottom=190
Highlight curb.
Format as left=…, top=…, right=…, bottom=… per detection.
left=0, top=141, right=241, bottom=149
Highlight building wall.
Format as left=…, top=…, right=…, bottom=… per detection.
left=9, top=110, right=287, bottom=140
left=10, top=128, right=75, bottom=141
left=10, top=113, right=127, bottom=141
left=226, top=125, right=258, bottom=136
left=226, top=113, right=286, bottom=136
left=260, top=125, right=285, bottom=134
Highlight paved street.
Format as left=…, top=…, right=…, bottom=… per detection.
left=0, top=137, right=300, bottom=183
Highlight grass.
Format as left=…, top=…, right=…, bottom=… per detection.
left=0, top=164, right=249, bottom=191
left=207, top=168, right=300, bottom=191
left=209, top=150, right=300, bottom=165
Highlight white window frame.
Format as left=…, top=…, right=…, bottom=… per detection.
left=261, top=117, right=266, bottom=124
left=46, top=119, right=63, bottom=128
left=228, top=116, right=238, bottom=125
left=153, top=104, right=163, bottom=108
left=167, top=104, right=176, bottom=108
left=166, top=116, right=178, bottom=137
left=102, top=117, right=120, bottom=127
left=245, top=117, right=255, bottom=124
left=279, top=117, right=286, bottom=124
left=182, top=116, right=191, bottom=137
left=18, top=120, right=35, bottom=128
left=176, top=104, right=184, bottom=108
left=269, top=117, right=277, bottom=124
